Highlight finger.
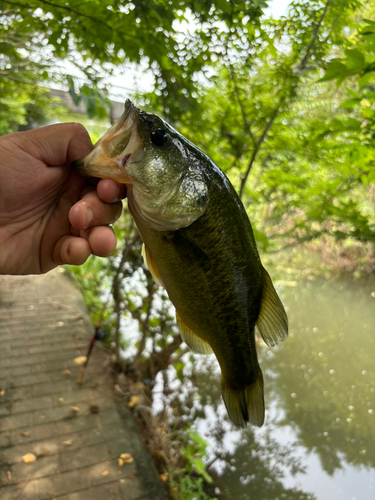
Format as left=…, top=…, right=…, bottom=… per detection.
left=81, top=226, right=117, bottom=257
left=54, top=235, right=92, bottom=266
left=97, top=179, right=127, bottom=203
left=69, top=190, right=123, bottom=231
left=70, top=224, right=81, bottom=237
left=10, top=123, right=93, bottom=165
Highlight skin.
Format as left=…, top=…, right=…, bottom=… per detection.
left=0, top=123, right=125, bottom=275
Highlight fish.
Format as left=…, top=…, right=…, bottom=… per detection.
left=74, top=99, right=288, bottom=427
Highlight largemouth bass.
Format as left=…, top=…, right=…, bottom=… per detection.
left=74, top=100, right=288, bottom=427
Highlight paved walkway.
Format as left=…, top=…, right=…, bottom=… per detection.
left=0, top=270, right=168, bottom=500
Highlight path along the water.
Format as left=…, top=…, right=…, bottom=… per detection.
left=0, top=269, right=168, bottom=500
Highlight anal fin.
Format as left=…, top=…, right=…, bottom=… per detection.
left=142, top=243, right=164, bottom=287
left=256, top=267, right=288, bottom=347
left=176, top=312, right=213, bottom=355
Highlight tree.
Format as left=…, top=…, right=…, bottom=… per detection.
left=0, top=0, right=267, bottom=131
left=3, top=1, right=375, bottom=496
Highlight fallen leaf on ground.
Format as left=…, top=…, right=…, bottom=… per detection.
left=22, top=453, right=37, bottom=463
left=101, top=470, right=109, bottom=477
left=70, top=406, right=80, bottom=413
left=160, top=472, right=169, bottom=482
left=63, top=370, right=71, bottom=376
left=73, top=356, right=87, bottom=366
left=62, top=440, right=73, bottom=446
left=90, top=404, right=99, bottom=414
left=57, top=398, right=64, bottom=404
left=0, top=389, right=5, bottom=397
left=118, top=458, right=124, bottom=467
left=127, top=395, right=141, bottom=409
left=22, top=431, right=30, bottom=437
left=120, top=479, right=125, bottom=484
left=120, top=453, right=134, bottom=464
left=7, top=471, right=12, bottom=481
left=126, top=475, right=135, bottom=479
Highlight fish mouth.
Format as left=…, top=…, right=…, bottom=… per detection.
left=73, top=99, right=142, bottom=183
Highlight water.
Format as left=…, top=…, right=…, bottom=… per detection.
left=175, top=277, right=375, bottom=500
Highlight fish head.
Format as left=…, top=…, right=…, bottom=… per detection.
left=74, top=99, right=209, bottom=231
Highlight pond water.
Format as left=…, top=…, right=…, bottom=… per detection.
left=160, top=277, right=375, bottom=500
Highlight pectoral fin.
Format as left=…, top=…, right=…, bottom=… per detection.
left=141, top=244, right=164, bottom=287
left=256, top=267, right=288, bottom=347
left=176, top=312, right=213, bottom=355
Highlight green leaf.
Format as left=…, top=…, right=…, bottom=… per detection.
left=320, top=60, right=350, bottom=82
left=344, top=48, right=365, bottom=67
left=358, top=72, right=372, bottom=88
left=340, top=98, right=361, bottom=109
left=347, top=88, right=362, bottom=99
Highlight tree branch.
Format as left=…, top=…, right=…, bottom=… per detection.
left=111, top=227, right=140, bottom=362
left=134, top=280, right=155, bottom=361
left=238, top=0, right=332, bottom=199
left=298, top=0, right=331, bottom=71
left=239, top=106, right=280, bottom=199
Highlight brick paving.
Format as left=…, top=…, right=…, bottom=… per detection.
left=0, top=270, right=168, bottom=500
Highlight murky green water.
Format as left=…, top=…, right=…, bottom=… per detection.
left=187, top=278, right=375, bottom=500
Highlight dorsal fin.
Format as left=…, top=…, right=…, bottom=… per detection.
left=141, top=243, right=164, bottom=287
left=256, top=267, right=288, bottom=347
left=176, top=312, right=213, bottom=355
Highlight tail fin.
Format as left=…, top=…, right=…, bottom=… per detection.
left=221, top=370, right=264, bottom=428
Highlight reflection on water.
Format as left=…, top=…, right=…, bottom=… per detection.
left=185, top=278, right=375, bottom=499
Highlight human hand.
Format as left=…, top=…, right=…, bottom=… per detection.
left=0, top=123, right=125, bottom=275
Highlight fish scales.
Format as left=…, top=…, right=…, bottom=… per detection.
left=74, top=99, right=288, bottom=427
left=133, top=168, right=262, bottom=389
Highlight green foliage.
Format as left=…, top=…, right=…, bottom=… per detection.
left=168, top=428, right=217, bottom=500
left=180, top=428, right=213, bottom=484
left=0, top=0, right=268, bottom=125
left=67, top=76, right=112, bottom=120
left=3, top=1, right=375, bottom=495
left=173, top=476, right=216, bottom=500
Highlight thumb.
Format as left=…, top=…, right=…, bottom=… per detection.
left=7, top=123, right=93, bottom=165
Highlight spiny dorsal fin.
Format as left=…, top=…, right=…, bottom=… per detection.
left=176, top=312, right=213, bottom=355
left=141, top=243, right=164, bottom=287
left=221, top=369, right=264, bottom=428
left=256, top=267, right=288, bottom=347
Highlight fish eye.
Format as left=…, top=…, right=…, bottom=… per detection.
left=150, top=128, right=168, bottom=147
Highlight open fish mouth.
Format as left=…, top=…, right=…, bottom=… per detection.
left=73, top=99, right=143, bottom=183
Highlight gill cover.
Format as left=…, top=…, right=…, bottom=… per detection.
left=74, top=99, right=209, bottom=232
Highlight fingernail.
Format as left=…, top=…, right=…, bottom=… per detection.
left=84, top=208, right=94, bottom=228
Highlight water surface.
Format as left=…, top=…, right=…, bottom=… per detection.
left=187, top=277, right=375, bottom=499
